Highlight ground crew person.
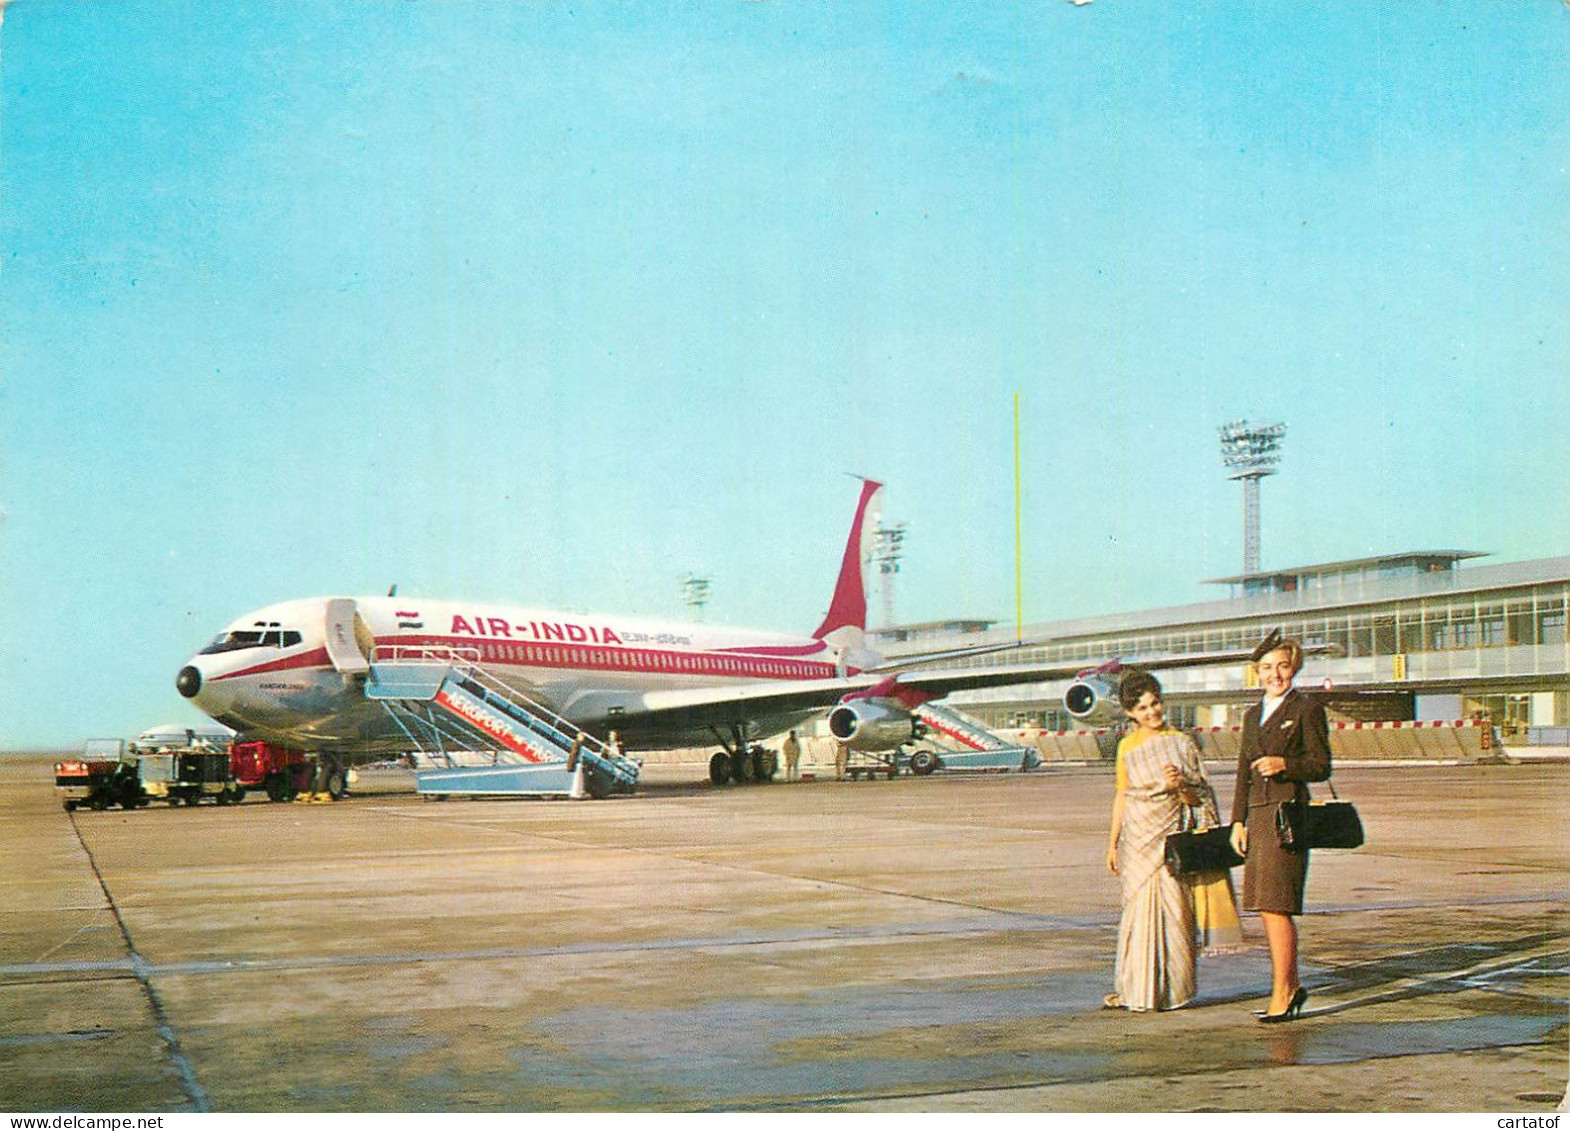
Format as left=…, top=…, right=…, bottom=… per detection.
left=782, top=730, right=801, bottom=781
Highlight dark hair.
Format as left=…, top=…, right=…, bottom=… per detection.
left=1117, top=669, right=1162, bottom=711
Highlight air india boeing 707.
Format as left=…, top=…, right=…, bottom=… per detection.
left=177, top=480, right=1275, bottom=789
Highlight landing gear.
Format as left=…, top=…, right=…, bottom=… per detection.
left=323, top=763, right=348, bottom=800
left=309, top=755, right=348, bottom=801
left=707, top=726, right=777, bottom=786
left=908, top=749, right=940, bottom=776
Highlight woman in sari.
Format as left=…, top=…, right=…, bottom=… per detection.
left=1104, top=670, right=1242, bottom=1011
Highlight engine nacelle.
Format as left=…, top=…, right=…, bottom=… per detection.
left=1063, top=675, right=1122, bottom=726
left=826, top=699, right=920, bottom=751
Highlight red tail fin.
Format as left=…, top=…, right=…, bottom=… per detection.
left=813, top=479, right=882, bottom=640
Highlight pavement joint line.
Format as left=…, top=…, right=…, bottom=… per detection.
left=67, top=809, right=212, bottom=1114
left=1335, top=851, right=1570, bottom=875
left=745, top=1032, right=1568, bottom=1114
left=32, top=921, right=106, bottom=964
left=1304, top=893, right=1570, bottom=915
left=728, top=952, right=1570, bottom=1112
left=1303, top=945, right=1570, bottom=1017
left=0, top=914, right=1105, bottom=980
left=3, top=901, right=1564, bottom=984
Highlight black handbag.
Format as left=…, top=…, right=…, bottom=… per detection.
left=1275, top=781, right=1364, bottom=851
left=1164, top=801, right=1243, bottom=875
left=1164, top=824, right=1244, bottom=875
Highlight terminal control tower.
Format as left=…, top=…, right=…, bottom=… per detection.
left=1218, top=419, right=1286, bottom=577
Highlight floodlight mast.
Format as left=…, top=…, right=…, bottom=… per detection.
left=870, top=521, right=908, bottom=629
left=679, top=574, right=712, bottom=622
left=1218, top=419, right=1286, bottom=576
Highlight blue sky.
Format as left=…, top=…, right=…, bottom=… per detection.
left=2, top=2, right=1566, bottom=748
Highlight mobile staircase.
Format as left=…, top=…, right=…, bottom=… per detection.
left=909, top=702, right=1039, bottom=774
left=365, top=646, right=640, bottom=799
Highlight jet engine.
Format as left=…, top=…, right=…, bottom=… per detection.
left=1063, top=674, right=1122, bottom=726
left=826, top=699, right=922, bottom=751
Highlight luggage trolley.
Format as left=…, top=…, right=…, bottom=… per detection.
left=843, top=747, right=902, bottom=781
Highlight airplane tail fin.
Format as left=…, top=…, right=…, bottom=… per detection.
left=812, top=478, right=883, bottom=647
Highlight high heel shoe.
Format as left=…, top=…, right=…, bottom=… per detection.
left=1257, top=985, right=1308, bottom=1024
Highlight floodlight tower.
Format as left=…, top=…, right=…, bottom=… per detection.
left=870, top=521, right=908, bottom=629
left=679, top=574, right=712, bottom=622
left=1218, top=419, right=1287, bottom=576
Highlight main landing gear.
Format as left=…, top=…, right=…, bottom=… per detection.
left=707, top=725, right=778, bottom=786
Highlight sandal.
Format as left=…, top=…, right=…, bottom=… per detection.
left=1102, top=993, right=1126, bottom=1010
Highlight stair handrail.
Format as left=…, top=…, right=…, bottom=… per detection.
left=368, top=645, right=639, bottom=781
left=917, top=701, right=1033, bottom=753
left=374, top=643, right=482, bottom=666
left=446, top=661, right=640, bottom=778
left=450, top=667, right=603, bottom=756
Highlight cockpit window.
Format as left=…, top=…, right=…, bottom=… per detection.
left=201, top=631, right=264, bottom=654
left=199, top=627, right=302, bottom=654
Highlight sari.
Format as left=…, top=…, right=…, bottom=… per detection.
left=1112, top=728, right=1241, bottom=1011
left=1184, top=760, right=1245, bottom=957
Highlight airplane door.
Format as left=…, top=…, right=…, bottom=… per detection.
left=325, top=598, right=372, bottom=675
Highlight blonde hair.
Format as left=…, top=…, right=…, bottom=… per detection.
left=1258, top=638, right=1304, bottom=674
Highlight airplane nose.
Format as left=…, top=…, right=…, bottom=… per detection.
left=176, top=665, right=202, bottom=699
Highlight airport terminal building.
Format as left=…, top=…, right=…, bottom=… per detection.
left=875, top=552, right=1570, bottom=739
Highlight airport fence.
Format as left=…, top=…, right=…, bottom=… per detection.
left=637, top=719, right=1501, bottom=772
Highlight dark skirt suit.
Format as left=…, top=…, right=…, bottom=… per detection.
left=1229, top=690, right=1332, bottom=914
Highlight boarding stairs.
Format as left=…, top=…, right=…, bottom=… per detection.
left=365, top=646, right=640, bottom=798
left=911, top=702, right=1039, bottom=772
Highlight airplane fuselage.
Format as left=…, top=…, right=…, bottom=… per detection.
left=178, top=596, right=851, bottom=755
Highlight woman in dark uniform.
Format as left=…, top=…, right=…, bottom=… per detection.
left=1228, top=638, right=1331, bottom=1022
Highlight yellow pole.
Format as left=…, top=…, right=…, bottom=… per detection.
left=1014, top=392, right=1023, bottom=644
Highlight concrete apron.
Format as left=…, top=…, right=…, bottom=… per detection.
left=0, top=756, right=1565, bottom=1112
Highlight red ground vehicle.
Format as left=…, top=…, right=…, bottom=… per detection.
left=229, top=741, right=312, bottom=802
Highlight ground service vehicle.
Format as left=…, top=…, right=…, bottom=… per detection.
left=135, top=745, right=234, bottom=806
left=57, top=736, right=331, bottom=810
left=229, top=741, right=312, bottom=802
left=55, top=740, right=143, bottom=811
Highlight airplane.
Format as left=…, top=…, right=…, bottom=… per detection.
left=175, top=480, right=1286, bottom=793
left=134, top=721, right=236, bottom=749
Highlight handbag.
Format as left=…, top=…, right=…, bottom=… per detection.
left=1164, top=805, right=1244, bottom=875
left=1275, top=781, right=1364, bottom=851
left=1165, top=825, right=1244, bottom=875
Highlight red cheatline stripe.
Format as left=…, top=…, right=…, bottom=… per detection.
left=212, top=638, right=841, bottom=683
left=715, top=642, right=832, bottom=657
left=209, top=647, right=333, bottom=681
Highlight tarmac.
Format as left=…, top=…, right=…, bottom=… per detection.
left=1, top=752, right=1566, bottom=1113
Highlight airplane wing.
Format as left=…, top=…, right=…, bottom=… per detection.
left=576, top=642, right=1297, bottom=747
left=882, top=644, right=1287, bottom=695
left=574, top=675, right=882, bottom=746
